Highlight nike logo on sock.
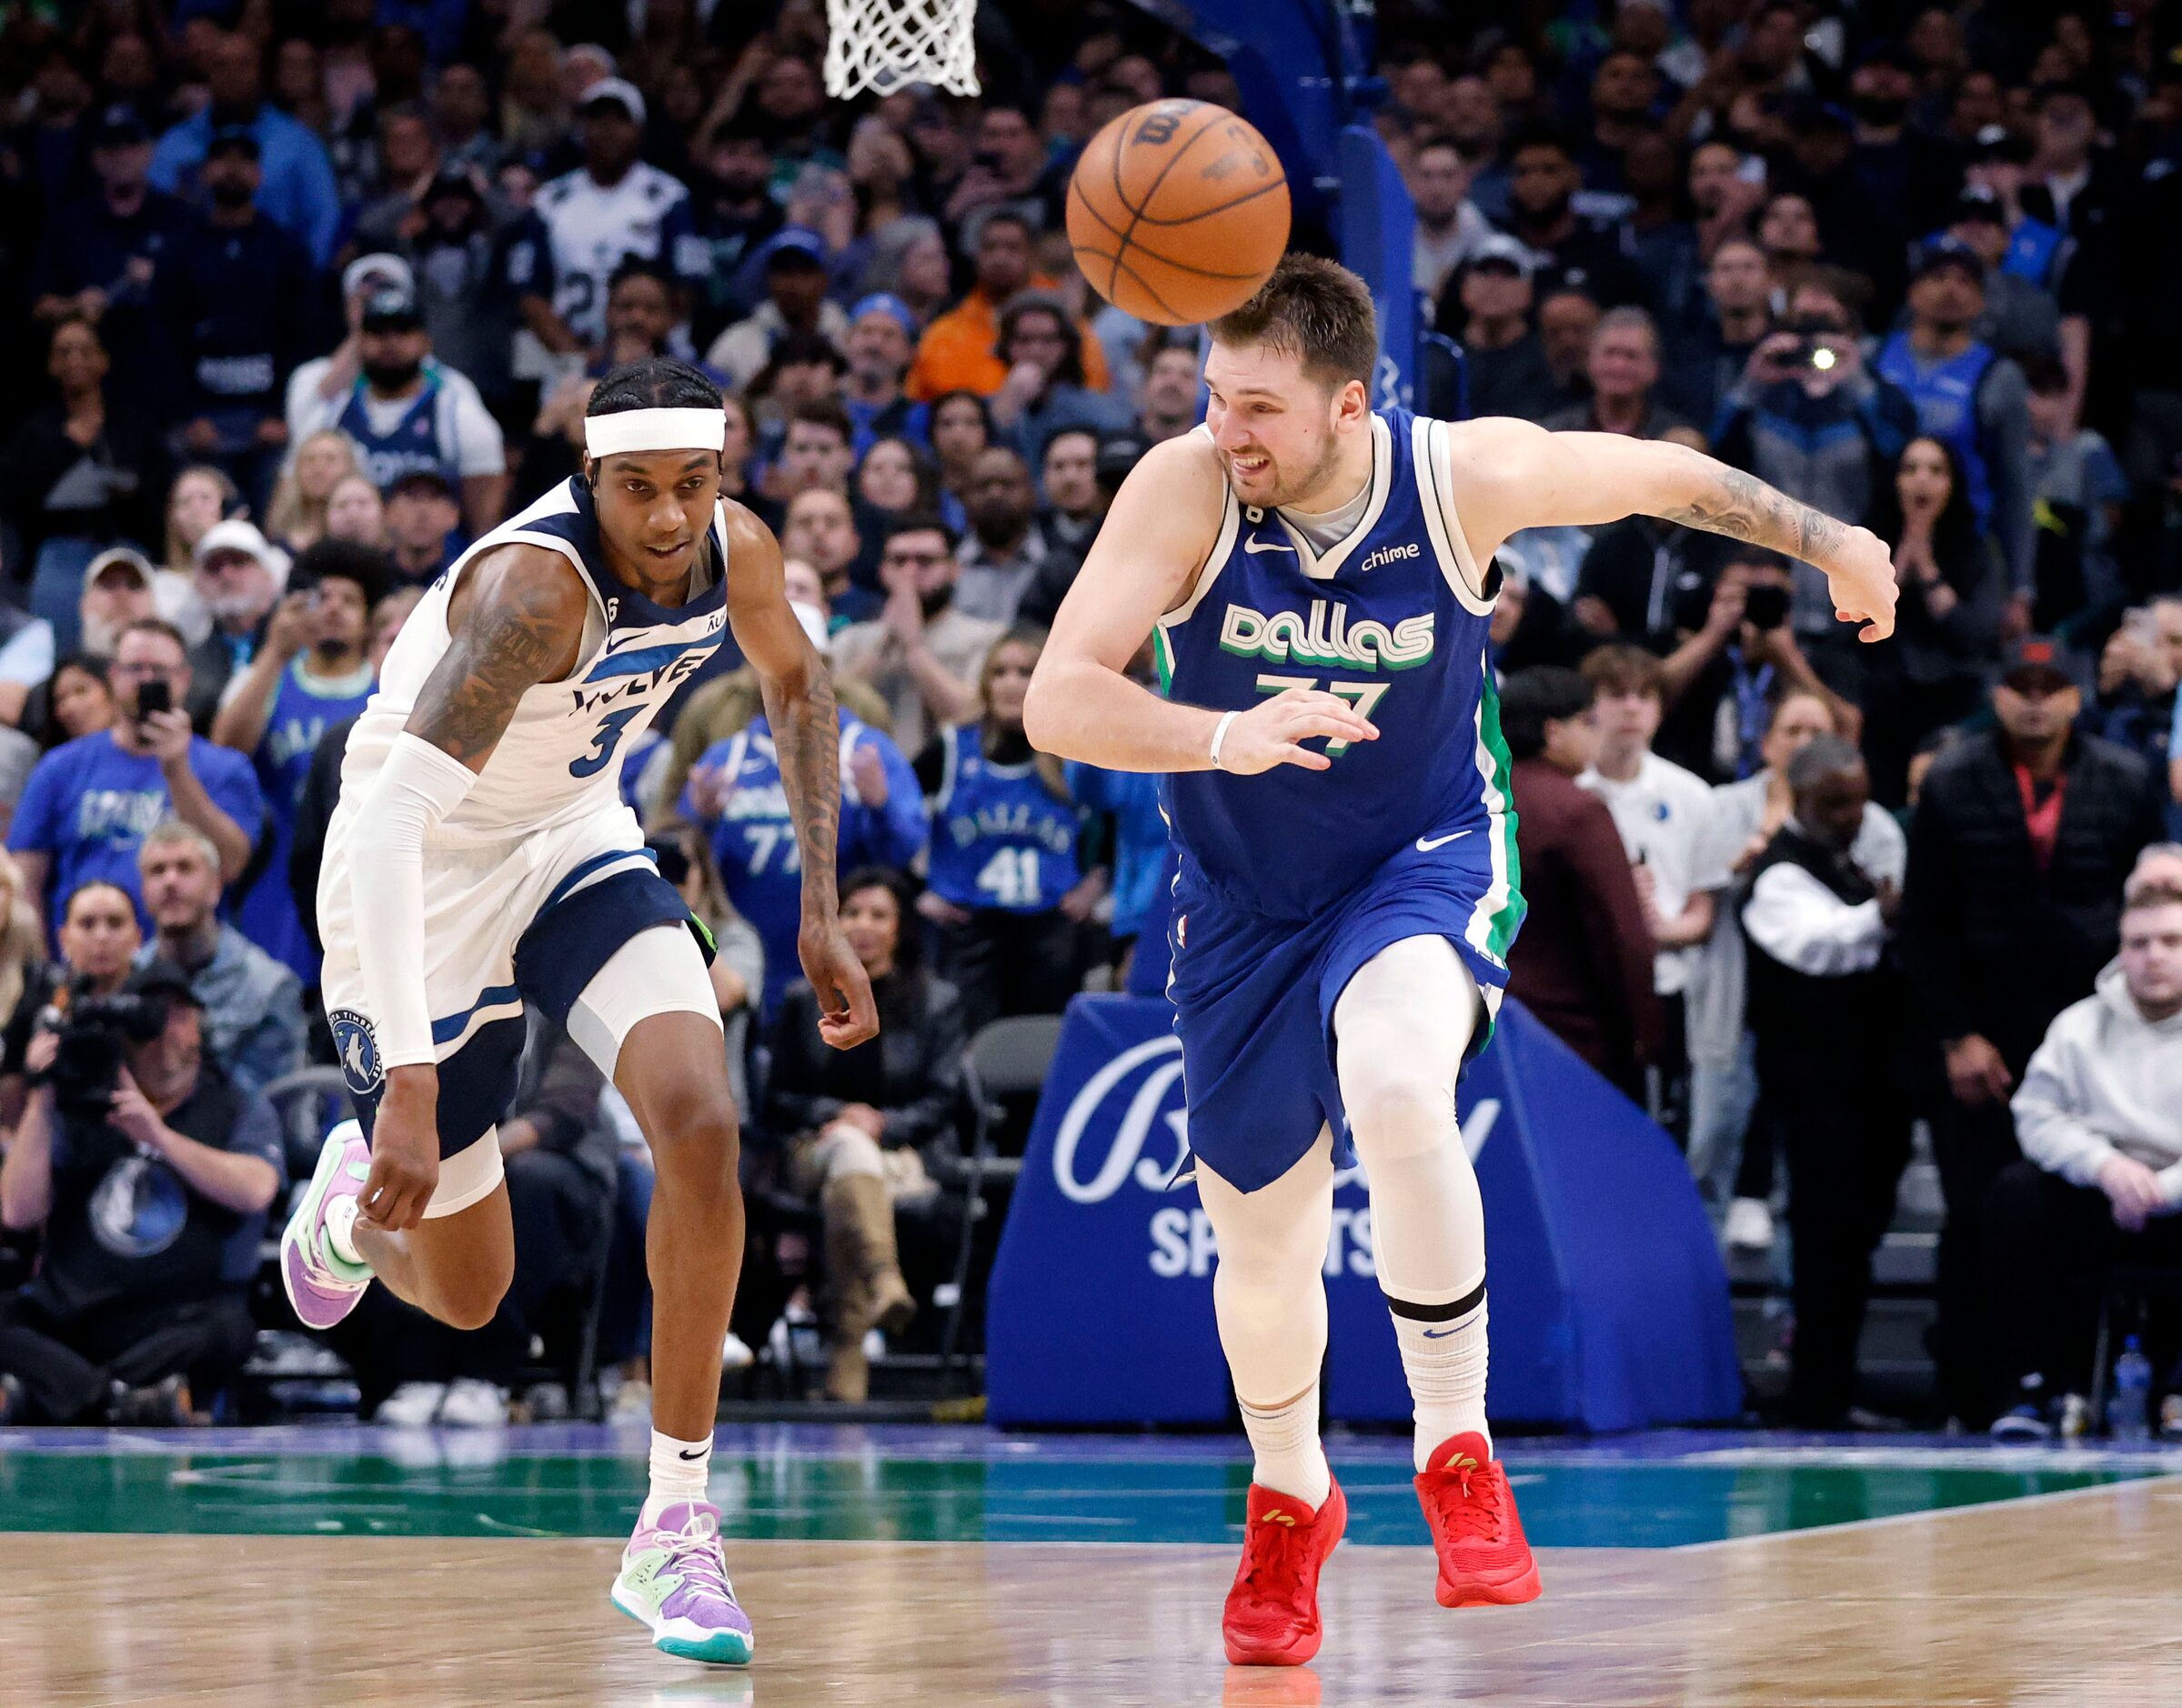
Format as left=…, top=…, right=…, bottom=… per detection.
left=678, top=1448, right=708, bottom=1461
left=1421, top=1326, right=1460, bottom=1339
left=1242, top=538, right=1295, bottom=554
left=1416, top=830, right=1473, bottom=851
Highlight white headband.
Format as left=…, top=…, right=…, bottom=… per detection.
left=585, top=407, right=728, bottom=458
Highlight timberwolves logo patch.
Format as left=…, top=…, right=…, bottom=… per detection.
left=329, top=1010, right=383, bottom=1097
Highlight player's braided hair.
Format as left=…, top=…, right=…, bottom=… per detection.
left=587, top=357, right=723, bottom=420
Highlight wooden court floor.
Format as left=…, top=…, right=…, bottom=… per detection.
left=7, top=1473, right=2182, bottom=1706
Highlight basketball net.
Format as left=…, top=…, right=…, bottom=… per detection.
left=824, top=0, right=980, bottom=97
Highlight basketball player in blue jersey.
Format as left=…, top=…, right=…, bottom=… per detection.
left=1027, top=257, right=1896, bottom=1666
left=279, top=357, right=878, bottom=1668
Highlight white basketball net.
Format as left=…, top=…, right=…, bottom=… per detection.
left=825, top=0, right=980, bottom=97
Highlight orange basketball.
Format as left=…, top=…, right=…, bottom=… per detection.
left=1066, top=99, right=1291, bottom=327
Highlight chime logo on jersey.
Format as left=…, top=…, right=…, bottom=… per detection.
left=1217, top=599, right=1435, bottom=672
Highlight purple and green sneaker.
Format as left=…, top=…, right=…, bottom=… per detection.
left=611, top=1501, right=755, bottom=1665
left=280, top=1122, right=375, bottom=1330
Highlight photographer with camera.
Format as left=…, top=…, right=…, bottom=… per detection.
left=0, top=959, right=282, bottom=1424
left=0, top=879, right=138, bottom=1132
left=6, top=618, right=262, bottom=942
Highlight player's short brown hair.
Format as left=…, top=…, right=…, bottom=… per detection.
left=1210, top=255, right=1379, bottom=391
left=1580, top=643, right=1665, bottom=700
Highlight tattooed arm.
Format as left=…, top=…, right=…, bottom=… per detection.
left=722, top=502, right=880, bottom=1049
left=345, top=546, right=589, bottom=1232
left=1449, top=419, right=1898, bottom=641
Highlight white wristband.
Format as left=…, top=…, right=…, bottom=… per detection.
left=1209, top=709, right=1241, bottom=773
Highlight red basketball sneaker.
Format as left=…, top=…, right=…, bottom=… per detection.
left=1413, top=1432, right=1542, bottom=1608
left=1222, top=1477, right=1347, bottom=1666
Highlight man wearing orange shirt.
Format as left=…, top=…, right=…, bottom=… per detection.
left=906, top=211, right=1111, bottom=400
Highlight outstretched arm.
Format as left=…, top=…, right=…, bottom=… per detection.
left=1449, top=419, right=1897, bottom=642
left=1024, top=435, right=1377, bottom=774
left=723, top=502, right=879, bottom=1050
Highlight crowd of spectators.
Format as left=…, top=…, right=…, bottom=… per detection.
left=0, top=0, right=2178, bottom=1433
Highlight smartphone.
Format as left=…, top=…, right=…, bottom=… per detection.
left=1744, top=583, right=1791, bottom=631
left=136, top=679, right=171, bottom=723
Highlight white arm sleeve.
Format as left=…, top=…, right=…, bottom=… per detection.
left=348, top=732, right=480, bottom=1069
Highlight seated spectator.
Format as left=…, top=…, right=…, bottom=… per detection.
left=1443, top=236, right=1561, bottom=424
left=1900, top=635, right=2167, bottom=1426
left=286, top=286, right=508, bottom=538
left=955, top=447, right=1082, bottom=626
left=765, top=867, right=966, bottom=1403
left=1499, top=667, right=1662, bottom=1095
left=31, top=658, right=115, bottom=753
left=1132, top=331, right=1206, bottom=445
left=323, top=474, right=388, bottom=549
left=7, top=618, right=262, bottom=939
left=929, top=389, right=995, bottom=517
left=211, top=539, right=382, bottom=982
left=1741, top=738, right=1914, bottom=1426
left=779, top=488, right=874, bottom=626
left=1569, top=514, right=1721, bottom=653
left=677, top=668, right=922, bottom=1020
left=766, top=399, right=857, bottom=507
left=841, top=293, right=930, bottom=456
left=262, top=429, right=362, bottom=557
left=135, top=822, right=303, bottom=1095
left=184, top=518, right=285, bottom=729
left=915, top=630, right=1091, bottom=1033
left=831, top=517, right=1001, bottom=758
left=2087, top=603, right=2179, bottom=797
left=907, top=212, right=1111, bottom=402
left=1988, top=879, right=2182, bottom=1436
left=986, top=296, right=1131, bottom=467
left=76, top=549, right=160, bottom=667
left=396, top=166, right=518, bottom=411
left=1543, top=307, right=1692, bottom=440
left=0, top=315, right=166, bottom=656
left=1858, top=437, right=2006, bottom=806
left=706, top=229, right=852, bottom=396
left=0, top=959, right=283, bottom=1425
left=856, top=435, right=956, bottom=539
left=1038, top=427, right=1110, bottom=558
left=1655, top=548, right=1860, bottom=785
left=1501, top=129, right=1647, bottom=309
left=384, top=469, right=464, bottom=586
left=160, top=465, right=238, bottom=589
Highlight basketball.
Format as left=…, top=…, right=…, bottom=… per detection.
left=1066, top=99, right=1291, bottom=327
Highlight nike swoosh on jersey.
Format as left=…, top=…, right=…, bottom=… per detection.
left=1242, top=538, right=1295, bottom=554
left=1416, top=830, right=1474, bottom=851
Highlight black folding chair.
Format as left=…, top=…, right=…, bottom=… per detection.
left=937, top=1014, right=1064, bottom=1393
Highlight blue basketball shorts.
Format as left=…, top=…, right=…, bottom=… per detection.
left=1164, top=831, right=1518, bottom=1194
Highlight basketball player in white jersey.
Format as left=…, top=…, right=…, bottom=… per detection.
left=1026, top=257, right=1895, bottom=1664
left=281, top=358, right=877, bottom=1667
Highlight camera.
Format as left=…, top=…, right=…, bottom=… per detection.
left=1744, top=583, right=1791, bottom=632
left=35, top=976, right=176, bottom=1119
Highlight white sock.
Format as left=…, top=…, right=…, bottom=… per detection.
left=1239, top=1380, right=1332, bottom=1510
left=641, top=1428, right=712, bottom=1525
left=325, top=1193, right=365, bottom=1268
left=1392, top=1285, right=1492, bottom=1471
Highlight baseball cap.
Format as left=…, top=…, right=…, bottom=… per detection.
left=1912, top=234, right=1986, bottom=281
left=90, top=103, right=151, bottom=149
left=850, top=292, right=918, bottom=337
left=193, top=517, right=277, bottom=570
left=1967, top=123, right=2032, bottom=165
left=1952, top=185, right=2007, bottom=226
left=1999, top=634, right=2076, bottom=693
left=579, top=76, right=647, bottom=127
left=1468, top=233, right=1536, bottom=279
left=343, top=253, right=415, bottom=300
left=425, top=162, right=484, bottom=203
left=206, top=124, right=260, bottom=160
left=124, top=959, right=204, bottom=1011
left=387, top=467, right=458, bottom=503
left=759, top=226, right=830, bottom=273
left=359, top=286, right=424, bottom=331
left=84, top=546, right=156, bottom=593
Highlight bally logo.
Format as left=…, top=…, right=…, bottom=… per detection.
left=1358, top=541, right=1422, bottom=573
left=1219, top=599, right=1434, bottom=672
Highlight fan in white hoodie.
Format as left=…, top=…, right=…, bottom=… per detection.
left=2011, top=888, right=2182, bottom=1227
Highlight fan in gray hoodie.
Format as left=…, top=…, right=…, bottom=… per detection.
left=2011, top=887, right=2182, bottom=1220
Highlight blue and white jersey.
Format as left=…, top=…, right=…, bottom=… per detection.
left=333, top=363, right=465, bottom=492
left=927, top=723, right=1082, bottom=914
left=686, top=713, right=925, bottom=1016
left=1155, top=407, right=1520, bottom=933
left=238, top=658, right=376, bottom=980
left=337, top=477, right=729, bottom=841
left=533, top=163, right=707, bottom=343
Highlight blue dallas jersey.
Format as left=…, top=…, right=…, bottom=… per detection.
left=238, top=658, right=376, bottom=980
left=686, top=713, right=925, bottom=1017
left=1155, top=407, right=1520, bottom=936
left=334, top=363, right=463, bottom=493
left=926, top=724, right=1083, bottom=915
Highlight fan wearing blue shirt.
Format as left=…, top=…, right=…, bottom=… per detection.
left=8, top=618, right=263, bottom=944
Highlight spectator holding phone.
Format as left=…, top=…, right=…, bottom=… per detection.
left=5, top=619, right=261, bottom=941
